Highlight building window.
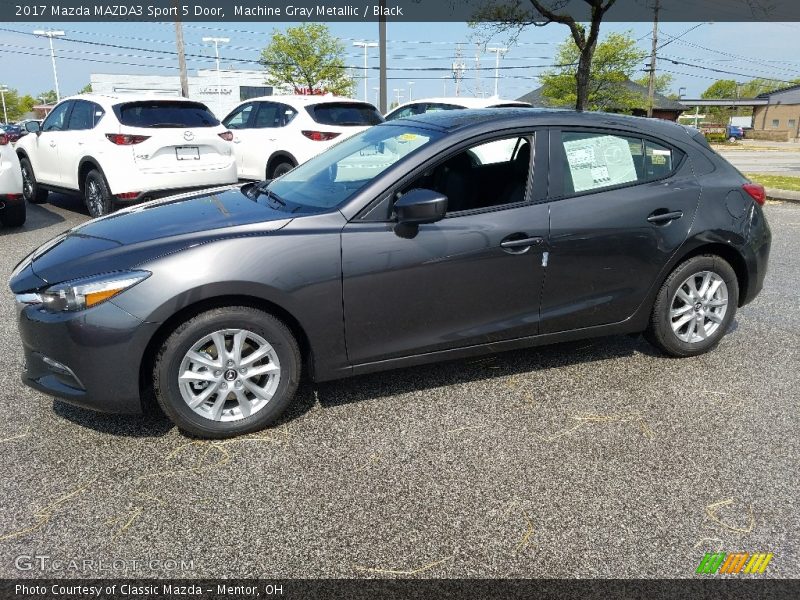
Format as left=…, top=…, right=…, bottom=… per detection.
left=789, top=119, right=797, bottom=131
left=772, top=119, right=780, bottom=129
left=240, top=86, right=273, bottom=101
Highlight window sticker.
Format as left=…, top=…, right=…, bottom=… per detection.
left=563, top=135, right=638, bottom=193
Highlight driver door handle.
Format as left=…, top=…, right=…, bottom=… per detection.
left=501, top=235, right=544, bottom=254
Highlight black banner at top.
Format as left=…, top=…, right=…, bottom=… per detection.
left=4, top=0, right=800, bottom=22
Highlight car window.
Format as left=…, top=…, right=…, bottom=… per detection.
left=42, top=101, right=72, bottom=132
left=115, top=101, right=220, bottom=128
left=67, top=101, right=104, bottom=130
left=253, top=102, right=297, bottom=128
left=306, top=102, right=383, bottom=126
left=385, top=104, right=422, bottom=121
left=424, top=103, right=462, bottom=113
left=223, top=103, right=254, bottom=129
left=278, top=104, right=297, bottom=127
left=267, top=125, right=442, bottom=211
left=399, top=134, right=533, bottom=214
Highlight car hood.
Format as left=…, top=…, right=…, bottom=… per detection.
left=11, top=185, right=294, bottom=291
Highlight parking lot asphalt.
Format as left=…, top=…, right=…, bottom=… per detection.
left=0, top=194, right=797, bottom=579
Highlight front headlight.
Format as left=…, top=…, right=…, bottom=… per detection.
left=40, top=271, right=151, bottom=313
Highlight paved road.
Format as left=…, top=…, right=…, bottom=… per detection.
left=717, top=149, right=800, bottom=174
left=0, top=195, right=797, bottom=579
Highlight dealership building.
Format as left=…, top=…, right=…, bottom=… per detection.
left=89, top=69, right=277, bottom=118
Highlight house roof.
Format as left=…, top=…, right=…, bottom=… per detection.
left=757, top=83, right=800, bottom=99
left=518, top=80, right=686, bottom=112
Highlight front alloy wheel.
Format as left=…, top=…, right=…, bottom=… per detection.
left=178, top=329, right=281, bottom=422
left=153, top=307, right=301, bottom=438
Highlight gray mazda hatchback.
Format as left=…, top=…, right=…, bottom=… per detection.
left=10, top=109, right=771, bottom=438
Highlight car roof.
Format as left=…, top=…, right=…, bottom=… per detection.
left=238, top=95, right=378, bottom=107
left=392, top=97, right=531, bottom=111
left=61, top=93, right=209, bottom=106
left=389, top=107, right=692, bottom=138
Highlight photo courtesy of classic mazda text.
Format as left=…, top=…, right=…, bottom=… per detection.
left=0, top=1, right=798, bottom=599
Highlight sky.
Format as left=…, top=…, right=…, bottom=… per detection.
left=1, top=20, right=799, bottom=103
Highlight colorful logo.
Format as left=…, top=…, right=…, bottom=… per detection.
left=696, top=552, right=773, bottom=575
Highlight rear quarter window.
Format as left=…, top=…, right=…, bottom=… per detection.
left=114, top=101, right=220, bottom=128
left=306, top=103, right=383, bottom=126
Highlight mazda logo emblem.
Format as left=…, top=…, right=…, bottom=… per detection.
left=224, top=369, right=237, bottom=382
left=183, top=131, right=194, bottom=141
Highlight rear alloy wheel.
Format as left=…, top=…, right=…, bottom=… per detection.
left=269, top=161, right=294, bottom=179
left=84, top=169, right=114, bottom=218
left=153, top=307, right=301, bottom=438
left=19, top=158, right=48, bottom=204
left=645, top=255, right=739, bottom=357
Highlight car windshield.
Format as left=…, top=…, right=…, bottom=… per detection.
left=266, top=125, right=442, bottom=211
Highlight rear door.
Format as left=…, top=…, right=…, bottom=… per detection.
left=222, top=101, right=257, bottom=177
left=540, top=128, right=700, bottom=334
left=341, top=130, right=550, bottom=366
left=115, top=100, right=230, bottom=175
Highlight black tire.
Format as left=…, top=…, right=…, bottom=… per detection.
left=645, top=255, right=739, bottom=357
left=84, top=169, right=114, bottom=218
left=19, top=157, right=48, bottom=204
left=0, top=198, right=26, bottom=227
left=153, top=307, right=301, bottom=439
left=268, top=160, right=294, bottom=179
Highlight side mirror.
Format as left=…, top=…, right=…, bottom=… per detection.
left=395, top=188, right=447, bottom=225
left=25, top=121, right=41, bottom=134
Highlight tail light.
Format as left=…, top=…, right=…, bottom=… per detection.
left=0, top=134, right=8, bottom=145
left=115, top=192, right=140, bottom=200
left=218, top=131, right=234, bottom=141
left=2, top=194, right=23, bottom=200
left=105, top=133, right=150, bottom=146
left=302, top=130, right=341, bottom=142
left=743, top=183, right=766, bottom=206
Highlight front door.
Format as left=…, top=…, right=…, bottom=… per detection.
left=540, top=128, right=701, bottom=334
left=33, top=100, right=72, bottom=185
left=341, top=132, right=550, bottom=366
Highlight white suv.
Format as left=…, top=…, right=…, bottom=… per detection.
left=0, top=128, right=25, bottom=227
left=17, top=94, right=237, bottom=217
left=221, top=95, right=383, bottom=180
left=385, top=97, right=531, bottom=121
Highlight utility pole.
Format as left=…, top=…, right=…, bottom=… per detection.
left=393, top=88, right=404, bottom=107
left=33, top=30, right=65, bottom=101
left=452, top=44, right=466, bottom=97
left=379, top=0, right=387, bottom=113
left=0, top=86, right=8, bottom=123
left=353, top=41, right=378, bottom=102
left=174, top=0, right=189, bottom=98
left=408, top=81, right=415, bottom=101
left=646, top=0, right=660, bottom=118
left=203, top=37, right=229, bottom=116
left=475, top=45, right=483, bottom=98
left=441, top=75, right=448, bottom=96
left=487, top=47, right=508, bottom=98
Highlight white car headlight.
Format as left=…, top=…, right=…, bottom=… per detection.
left=40, top=271, right=151, bottom=313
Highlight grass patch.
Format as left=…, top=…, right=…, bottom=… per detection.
left=745, top=173, right=800, bottom=192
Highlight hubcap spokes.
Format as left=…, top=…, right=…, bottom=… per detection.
left=670, top=271, right=728, bottom=344
left=87, top=181, right=103, bottom=215
left=178, top=329, right=281, bottom=422
left=22, top=167, right=33, bottom=198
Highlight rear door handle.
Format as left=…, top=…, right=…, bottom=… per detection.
left=501, top=235, right=544, bottom=254
left=647, top=210, right=683, bottom=224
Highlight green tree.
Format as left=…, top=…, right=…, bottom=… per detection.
left=539, top=32, right=647, bottom=112
left=37, top=90, right=58, bottom=104
left=79, top=83, right=93, bottom=94
left=701, top=79, right=746, bottom=124
left=1, top=89, right=36, bottom=122
left=634, top=73, right=674, bottom=96
left=259, top=24, right=354, bottom=96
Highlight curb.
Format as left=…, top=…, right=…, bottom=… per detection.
left=766, top=188, right=800, bottom=203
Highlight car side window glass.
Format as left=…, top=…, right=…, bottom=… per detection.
left=223, top=103, right=254, bottom=129
left=42, top=101, right=71, bottom=132
left=253, top=102, right=280, bottom=128
left=387, top=104, right=421, bottom=120
left=67, top=101, right=94, bottom=131
left=278, top=104, right=297, bottom=127
left=424, top=103, right=461, bottom=113
left=644, top=139, right=675, bottom=179
left=399, top=135, right=533, bottom=214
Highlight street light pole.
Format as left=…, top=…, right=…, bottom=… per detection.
left=487, top=47, right=508, bottom=98
left=0, top=86, right=8, bottom=124
left=353, top=41, right=378, bottom=102
left=33, top=30, right=65, bottom=101
left=408, top=81, right=415, bottom=102
left=203, top=37, right=230, bottom=116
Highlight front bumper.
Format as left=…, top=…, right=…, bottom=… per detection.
left=16, top=298, right=159, bottom=414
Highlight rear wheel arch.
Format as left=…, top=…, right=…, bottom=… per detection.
left=78, top=158, right=105, bottom=193
left=669, top=243, right=749, bottom=307
left=138, top=294, right=314, bottom=413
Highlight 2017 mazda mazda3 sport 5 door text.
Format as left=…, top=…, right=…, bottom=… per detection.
left=10, top=110, right=771, bottom=438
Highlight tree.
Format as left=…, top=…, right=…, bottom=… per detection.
left=635, top=73, right=674, bottom=96
left=37, top=90, right=57, bottom=104
left=539, top=32, right=647, bottom=112
left=0, top=89, right=36, bottom=122
left=79, top=83, right=93, bottom=94
left=259, top=24, right=355, bottom=97
left=474, top=0, right=618, bottom=111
